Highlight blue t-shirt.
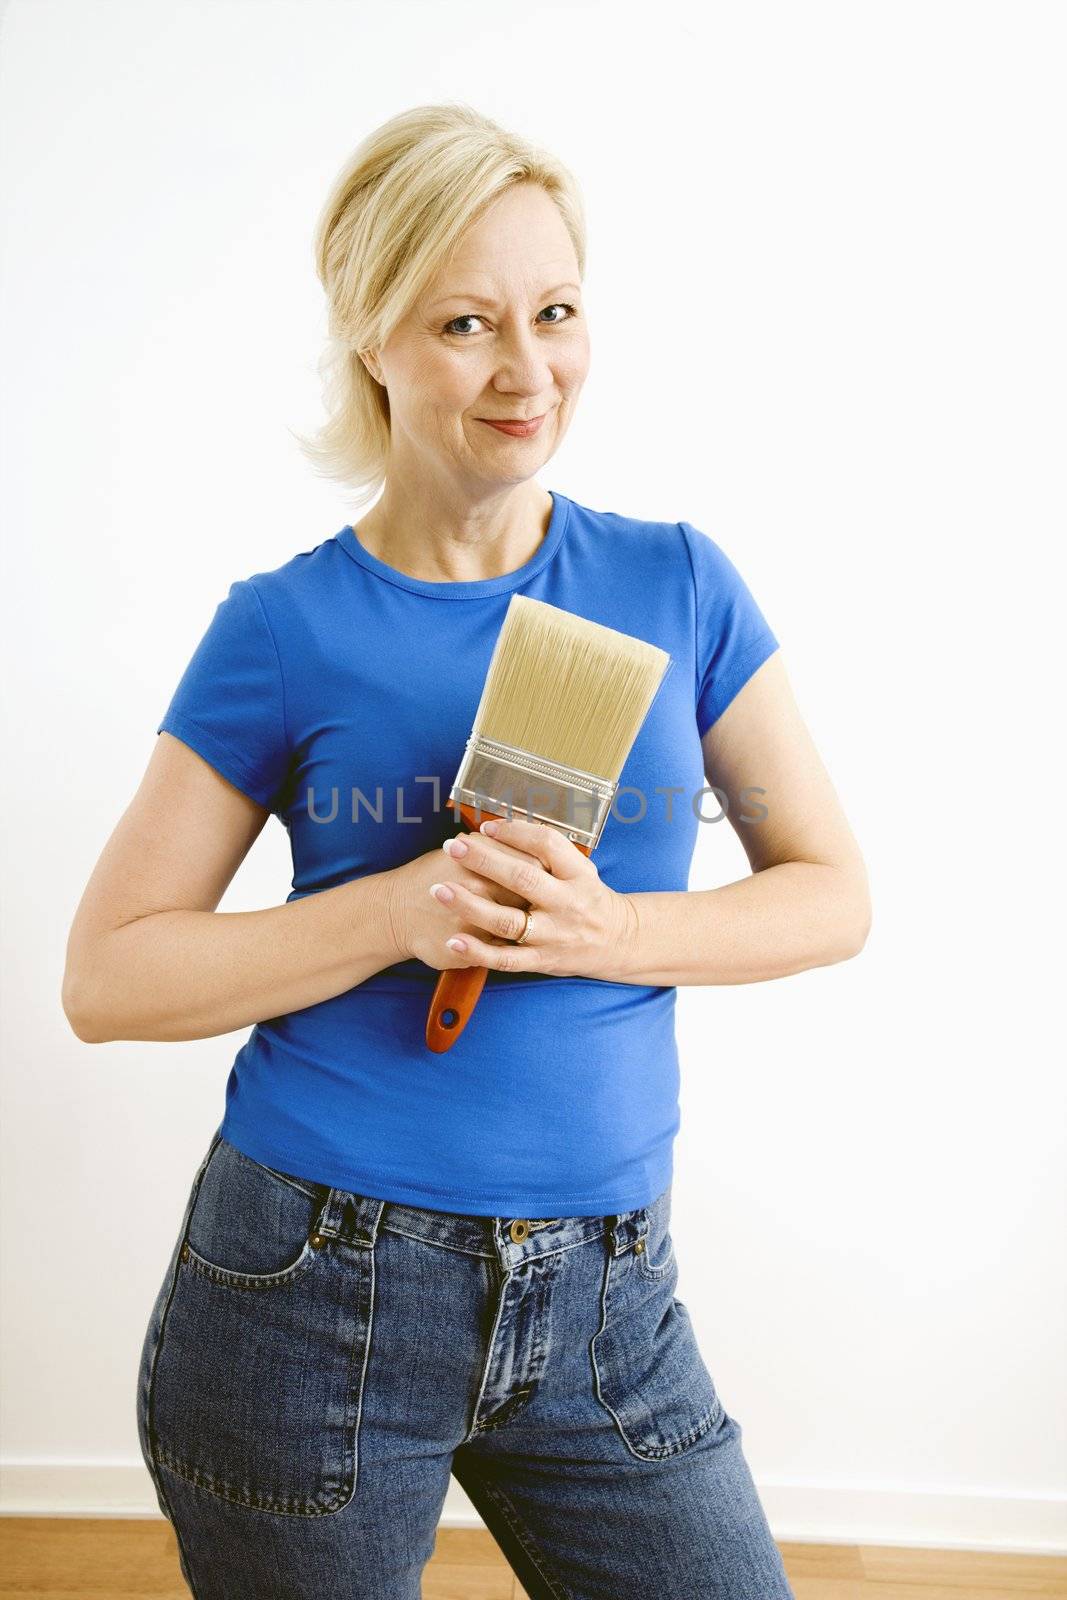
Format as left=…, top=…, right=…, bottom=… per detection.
left=157, top=489, right=778, bottom=1216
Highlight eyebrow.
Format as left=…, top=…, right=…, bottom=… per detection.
left=428, top=281, right=581, bottom=311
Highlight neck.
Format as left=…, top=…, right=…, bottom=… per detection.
left=354, top=481, right=553, bottom=584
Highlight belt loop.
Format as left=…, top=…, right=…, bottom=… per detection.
left=608, top=1206, right=650, bottom=1256
left=314, top=1188, right=387, bottom=1247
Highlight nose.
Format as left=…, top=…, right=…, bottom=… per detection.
left=489, top=319, right=556, bottom=398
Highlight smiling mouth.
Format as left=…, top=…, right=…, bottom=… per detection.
left=476, top=412, right=551, bottom=436
left=478, top=413, right=548, bottom=423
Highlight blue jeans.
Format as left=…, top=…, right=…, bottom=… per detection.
left=136, top=1127, right=795, bottom=1598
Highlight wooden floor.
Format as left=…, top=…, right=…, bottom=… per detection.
left=0, top=1519, right=1064, bottom=1598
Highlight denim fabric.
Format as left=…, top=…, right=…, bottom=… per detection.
left=136, top=1128, right=795, bottom=1598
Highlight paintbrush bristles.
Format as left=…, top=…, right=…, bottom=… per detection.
left=472, top=596, right=671, bottom=781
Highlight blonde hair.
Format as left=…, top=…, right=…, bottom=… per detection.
left=291, top=103, right=587, bottom=511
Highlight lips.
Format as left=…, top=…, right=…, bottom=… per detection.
left=478, top=413, right=547, bottom=437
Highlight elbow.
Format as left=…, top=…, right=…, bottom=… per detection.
left=839, top=880, right=872, bottom=961
left=843, top=911, right=871, bottom=961
left=810, top=858, right=871, bottom=964
left=61, top=969, right=109, bottom=1044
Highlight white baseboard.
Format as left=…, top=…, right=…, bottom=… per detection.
left=0, top=1463, right=481, bottom=1528
left=1, top=1464, right=1065, bottom=1553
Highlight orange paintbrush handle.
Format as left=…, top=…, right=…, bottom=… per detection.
left=425, top=961, right=490, bottom=1053
left=425, top=803, right=593, bottom=1054
left=426, top=802, right=497, bottom=1052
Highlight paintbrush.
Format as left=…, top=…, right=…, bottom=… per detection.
left=426, top=595, right=672, bottom=1053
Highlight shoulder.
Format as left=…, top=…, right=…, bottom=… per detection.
left=561, top=491, right=753, bottom=601
left=561, top=491, right=694, bottom=567
left=231, top=528, right=351, bottom=620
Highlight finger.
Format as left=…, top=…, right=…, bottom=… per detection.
left=446, top=929, right=540, bottom=974
left=433, top=881, right=533, bottom=944
left=444, top=832, right=560, bottom=908
left=476, top=816, right=594, bottom=881
left=461, top=871, right=527, bottom=910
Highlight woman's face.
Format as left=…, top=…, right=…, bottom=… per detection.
left=365, top=182, right=590, bottom=491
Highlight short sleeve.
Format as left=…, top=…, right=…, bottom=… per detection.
left=679, top=521, right=780, bottom=738
left=156, top=578, right=292, bottom=812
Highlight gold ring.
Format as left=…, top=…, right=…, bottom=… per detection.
left=514, top=908, right=534, bottom=945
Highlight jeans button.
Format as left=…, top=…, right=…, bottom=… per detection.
left=509, top=1220, right=530, bottom=1242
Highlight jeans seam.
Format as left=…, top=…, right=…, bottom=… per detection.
left=474, top=1476, right=574, bottom=1600
left=142, top=1138, right=224, bottom=1599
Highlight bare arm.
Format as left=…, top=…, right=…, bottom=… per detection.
left=61, top=732, right=404, bottom=1044
left=611, top=649, right=872, bottom=986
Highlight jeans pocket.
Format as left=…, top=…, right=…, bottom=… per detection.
left=146, top=1135, right=374, bottom=1516
left=591, top=1213, right=724, bottom=1460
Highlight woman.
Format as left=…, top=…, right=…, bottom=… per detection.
left=64, top=104, right=869, bottom=1598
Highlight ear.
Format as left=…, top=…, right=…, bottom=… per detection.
left=357, top=348, right=385, bottom=387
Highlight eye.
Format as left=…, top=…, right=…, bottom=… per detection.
left=443, top=302, right=579, bottom=338
left=539, top=302, right=578, bottom=326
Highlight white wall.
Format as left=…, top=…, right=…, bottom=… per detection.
left=2, top=0, right=1064, bottom=1552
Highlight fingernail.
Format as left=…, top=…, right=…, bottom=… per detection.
left=429, top=882, right=454, bottom=903
left=447, top=937, right=467, bottom=952
left=480, top=820, right=499, bottom=835
left=444, top=836, right=468, bottom=857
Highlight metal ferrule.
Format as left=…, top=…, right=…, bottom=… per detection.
left=448, top=733, right=618, bottom=852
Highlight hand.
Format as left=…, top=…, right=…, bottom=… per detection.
left=419, top=815, right=639, bottom=980
left=384, top=838, right=531, bottom=973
